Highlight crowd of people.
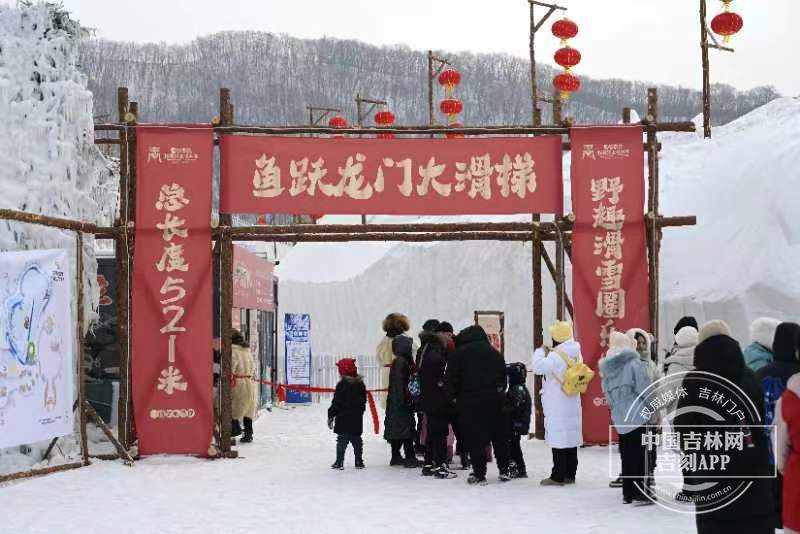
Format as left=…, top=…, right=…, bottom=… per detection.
left=322, top=312, right=800, bottom=533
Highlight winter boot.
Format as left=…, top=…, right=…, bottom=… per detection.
left=498, top=471, right=512, bottom=482
left=540, top=477, right=565, bottom=487
left=355, top=458, right=365, bottom=469
left=609, top=474, right=623, bottom=488
left=421, top=464, right=435, bottom=477
left=390, top=454, right=405, bottom=466
left=331, top=461, right=344, bottom=470
left=433, top=465, right=458, bottom=479
left=231, top=419, right=242, bottom=438
left=240, top=417, right=253, bottom=443
left=467, top=473, right=488, bottom=486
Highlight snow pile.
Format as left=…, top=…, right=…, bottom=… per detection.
left=0, top=3, right=117, bottom=475
left=277, top=98, right=800, bottom=364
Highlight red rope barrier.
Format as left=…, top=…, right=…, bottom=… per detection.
left=229, top=374, right=386, bottom=434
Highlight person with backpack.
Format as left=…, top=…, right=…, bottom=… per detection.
left=505, top=362, right=532, bottom=479
left=418, top=319, right=457, bottom=479
left=328, top=358, right=367, bottom=470
left=600, top=331, right=653, bottom=504
left=756, top=322, right=800, bottom=530
left=744, top=317, right=782, bottom=372
left=532, top=320, right=589, bottom=486
left=383, top=335, right=420, bottom=469
left=446, top=325, right=510, bottom=486
left=776, top=372, right=800, bottom=534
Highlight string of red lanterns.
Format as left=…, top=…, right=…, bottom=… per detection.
left=438, top=68, right=464, bottom=137
left=551, top=17, right=581, bottom=102
left=711, top=0, right=743, bottom=44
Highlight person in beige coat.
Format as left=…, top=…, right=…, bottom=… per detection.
left=232, top=330, right=257, bottom=443
left=376, top=313, right=414, bottom=408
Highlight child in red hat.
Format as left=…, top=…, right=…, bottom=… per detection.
left=328, top=358, right=367, bottom=469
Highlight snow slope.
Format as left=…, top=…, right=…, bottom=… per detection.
left=276, top=98, right=800, bottom=364
left=0, top=404, right=695, bottom=534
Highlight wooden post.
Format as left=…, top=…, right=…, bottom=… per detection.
left=623, top=107, right=632, bottom=124
left=700, top=0, right=712, bottom=138
left=115, top=87, right=132, bottom=448
left=427, top=52, right=434, bottom=127
left=218, top=88, right=236, bottom=456
left=646, top=88, right=661, bottom=346
left=124, top=100, right=138, bottom=448
left=76, top=232, right=89, bottom=466
left=529, top=1, right=539, bottom=126
left=553, top=89, right=562, bottom=125
left=532, top=223, right=545, bottom=440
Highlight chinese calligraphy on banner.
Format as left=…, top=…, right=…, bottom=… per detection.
left=132, top=126, right=214, bottom=455
left=219, top=136, right=564, bottom=215
left=570, top=126, right=650, bottom=445
left=233, top=245, right=274, bottom=312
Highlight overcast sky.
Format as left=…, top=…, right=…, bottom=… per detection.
left=10, top=0, right=799, bottom=95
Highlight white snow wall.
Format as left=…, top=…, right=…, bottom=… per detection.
left=0, top=3, right=117, bottom=473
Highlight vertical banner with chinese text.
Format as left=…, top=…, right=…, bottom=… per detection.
left=570, top=126, right=650, bottom=445
left=132, top=126, right=214, bottom=455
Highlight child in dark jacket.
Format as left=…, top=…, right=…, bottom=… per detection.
left=505, top=362, right=533, bottom=479
left=328, top=358, right=367, bottom=470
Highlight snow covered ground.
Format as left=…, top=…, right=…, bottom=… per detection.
left=0, top=404, right=696, bottom=534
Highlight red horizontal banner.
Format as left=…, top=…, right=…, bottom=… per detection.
left=219, top=136, right=564, bottom=215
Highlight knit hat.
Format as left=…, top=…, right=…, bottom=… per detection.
left=549, top=321, right=574, bottom=344
left=674, top=316, right=699, bottom=335
left=749, top=317, right=781, bottom=350
left=422, top=319, right=441, bottom=332
left=336, top=358, right=357, bottom=377
left=608, top=331, right=634, bottom=354
left=436, top=321, right=454, bottom=334
left=697, top=320, right=732, bottom=344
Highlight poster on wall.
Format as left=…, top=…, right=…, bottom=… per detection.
left=284, top=313, right=311, bottom=404
left=475, top=311, right=504, bottom=355
left=0, top=249, right=74, bottom=448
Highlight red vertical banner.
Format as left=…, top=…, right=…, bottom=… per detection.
left=570, top=126, right=650, bottom=444
left=132, top=126, right=214, bottom=455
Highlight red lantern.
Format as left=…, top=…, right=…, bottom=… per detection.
left=376, top=133, right=395, bottom=139
left=447, top=122, right=464, bottom=139
left=554, top=46, right=581, bottom=70
left=256, top=215, right=267, bottom=225
left=373, top=110, right=395, bottom=126
left=553, top=73, right=581, bottom=100
left=551, top=18, right=578, bottom=41
left=439, top=98, right=464, bottom=115
left=438, top=69, right=462, bottom=92
left=711, top=11, right=743, bottom=44
left=328, top=115, right=348, bottom=128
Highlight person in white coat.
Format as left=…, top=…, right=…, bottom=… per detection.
left=532, top=321, right=583, bottom=486
left=375, top=313, right=413, bottom=408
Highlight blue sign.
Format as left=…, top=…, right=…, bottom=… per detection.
left=284, top=313, right=312, bottom=404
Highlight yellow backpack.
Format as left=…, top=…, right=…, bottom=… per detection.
left=550, top=347, right=595, bottom=396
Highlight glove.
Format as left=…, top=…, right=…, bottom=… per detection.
left=327, top=417, right=334, bottom=430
